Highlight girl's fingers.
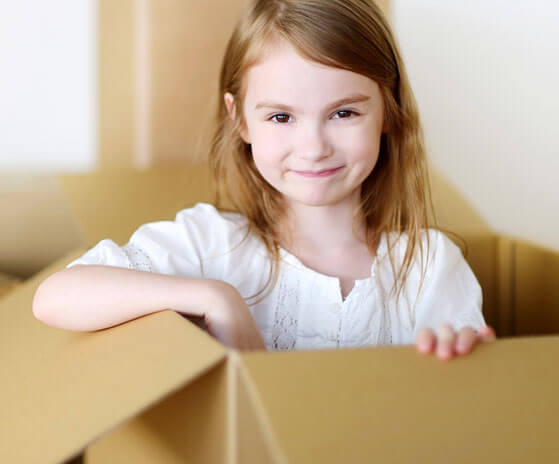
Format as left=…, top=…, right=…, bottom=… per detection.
left=416, top=327, right=436, bottom=354
left=436, top=324, right=456, bottom=360
left=455, top=327, right=478, bottom=355
left=478, top=325, right=497, bottom=342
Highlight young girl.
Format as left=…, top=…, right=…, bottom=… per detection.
left=33, top=0, right=495, bottom=360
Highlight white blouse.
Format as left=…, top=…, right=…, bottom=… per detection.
left=67, top=203, right=486, bottom=351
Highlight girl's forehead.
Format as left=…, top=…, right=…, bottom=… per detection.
left=243, top=41, right=379, bottom=104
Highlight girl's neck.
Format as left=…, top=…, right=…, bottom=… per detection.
left=279, top=195, right=367, bottom=254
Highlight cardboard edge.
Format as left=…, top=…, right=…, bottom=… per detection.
left=496, top=236, right=515, bottom=336
left=236, top=352, right=289, bottom=464
left=2, top=248, right=231, bottom=463
left=227, top=350, right=238, bottom=464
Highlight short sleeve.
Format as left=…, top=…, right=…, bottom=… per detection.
left=66, top=203, right=249, bottom=279
left=411, top=230, right=487, bottom=335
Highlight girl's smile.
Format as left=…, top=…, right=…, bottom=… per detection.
left=290, top=166, right=344, bottom=178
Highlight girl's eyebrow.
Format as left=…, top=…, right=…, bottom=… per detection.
left=254, top=93, right=371, bottom=112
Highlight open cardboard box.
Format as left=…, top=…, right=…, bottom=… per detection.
left=2, top=164, right=558, bottom=463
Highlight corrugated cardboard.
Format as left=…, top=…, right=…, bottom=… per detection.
left=2, top=164, right=558, bottom=462
left=0, top=250, right=227, bottom=464
left=2, top=256, right=558, bottom=462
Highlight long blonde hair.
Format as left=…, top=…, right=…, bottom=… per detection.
left=209, top=0, right=445, bottom=304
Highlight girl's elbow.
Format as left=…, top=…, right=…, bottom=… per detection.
left=32, top=274, right=66, bottom=327
left=32, top=280, right=53, bottom=324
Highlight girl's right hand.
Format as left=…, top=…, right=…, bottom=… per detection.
left=202, top=281, right=268, bottom=352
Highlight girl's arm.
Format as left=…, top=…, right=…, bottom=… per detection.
left=408, top=230, right=496, bottom=360
left=32, top=265, right=267, bottom=351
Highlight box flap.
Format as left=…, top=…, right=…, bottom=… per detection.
left=514, top=239, right=559, bottom=334
left=241, top=338, right=559, bottom=462
left=0, top=249, right=227, bottom=464
left=56, top=164, right=212, bottom=246
left=0, top=174, right=84, bottom=277
left=83, top=351, right=284, bottom=464
left=86, top=358, right=231, bottom=464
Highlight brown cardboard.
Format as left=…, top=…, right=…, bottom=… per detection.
left=0, top=250, right=227, bottom=464
left=0, top=166, right=212, bottom=279
left=2, top=165, right=558, bottom=462
left=515, top=239, right=559, bottom=334
left=4, top=257, right=558, bottom=463
left=56, top=165, right=212, bottom=247
left=87, top=334, right=559, bottom=463
left=0, top=174, right=83, bottom=278
left=239, top=338, right=559, bottom=462
left=0, top=271, right=19, bottom=299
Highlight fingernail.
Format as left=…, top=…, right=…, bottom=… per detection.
left=438, top=346, right=451, bottom=358
left=456, top=342, right=468, bottom=353
left=417, top=342, right=430, bottom=353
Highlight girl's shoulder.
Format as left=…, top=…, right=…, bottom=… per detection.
left=66, top=202, right=258, bottom=275
left=174, top=202, right=248, bottom=229
left=379, top=229, right=483, bottom=333
left=380, top=228, right=462, bottom=266
left=166, top=202, right=255, bottom=254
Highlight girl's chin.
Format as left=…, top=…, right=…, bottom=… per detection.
left=284, top=194, right=351, bottom=208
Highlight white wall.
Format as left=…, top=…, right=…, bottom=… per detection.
left=393, top=0, right=559, bottom=250
left=0, top=0, right=97, bottom=172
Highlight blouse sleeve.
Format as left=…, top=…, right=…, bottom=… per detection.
left=65, top=203, right=247, bottom=279
left=410, top=230, right=487, bottom=336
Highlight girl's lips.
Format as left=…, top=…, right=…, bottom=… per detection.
left=292, top=166, right=343, bottom=178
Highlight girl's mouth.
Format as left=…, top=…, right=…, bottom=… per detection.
left=292, top=166, right=343, bottom=178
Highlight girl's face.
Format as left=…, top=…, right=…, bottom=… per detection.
left=225, top=41, right=386, bottom=210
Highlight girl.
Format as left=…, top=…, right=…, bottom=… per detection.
left=33, top=0, right=495, bottom=360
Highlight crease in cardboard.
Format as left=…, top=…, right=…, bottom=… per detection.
left=510, top=240, right=517, bottom=334
left=227, top=350, right=238, bottom=464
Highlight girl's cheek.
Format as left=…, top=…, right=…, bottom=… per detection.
left=336, top=127, right=378, bottom=160
left=254, top=129, right=290, bottom=156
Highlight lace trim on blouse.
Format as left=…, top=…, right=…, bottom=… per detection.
left=373, top=265, right=393, bottom=345
left=121, top=243, right=153, bottom=272
left=271, top=268, right=299, bottom=351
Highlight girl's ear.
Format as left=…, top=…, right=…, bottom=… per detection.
left=224, top=92, right=236, bottom=119
left=224, top=92, right=251, bottom=143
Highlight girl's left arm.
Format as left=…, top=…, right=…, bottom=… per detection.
left=411, top=230, right=497, bottom=361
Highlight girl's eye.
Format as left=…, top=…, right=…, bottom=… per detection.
left=333, top=110, right=356, bottom=119
left=270, top=113, right=291, bottom=124
left=269, top=110, right=357, bottom=124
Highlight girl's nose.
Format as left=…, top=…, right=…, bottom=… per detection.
left=296, top=123, right=333, bottom=161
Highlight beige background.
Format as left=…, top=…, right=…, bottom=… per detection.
left=393, top=0, right=559, bottom=252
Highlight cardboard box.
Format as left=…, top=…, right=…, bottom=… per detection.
left=2, top=254, right=559, bottom=463
left=1, top=163, right=558, bottom=462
